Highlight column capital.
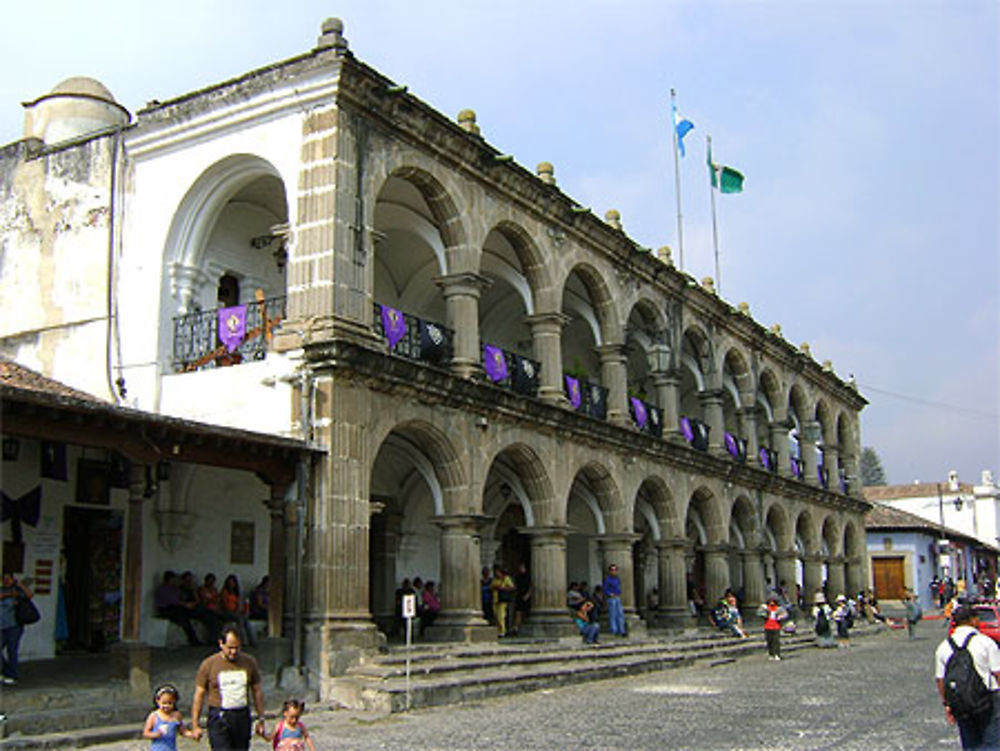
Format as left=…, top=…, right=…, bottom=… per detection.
left=433, top=271, right=492, bottom=298
left=432, top=514, right=493, bottom=533
left=649, top=370, right=680, bottom=387
left=594, top=342, right=626, bottom=364
left=519, top=525, right=570, bottom=542
left=524, top=311, right=571, bottom=331
left=656, top=537, right=688, bottom=552
left=700, top=543, right=731, bottom=556
left=598, top=532, right=642, bottom=546
left=698, top=388, right=724, bottom=404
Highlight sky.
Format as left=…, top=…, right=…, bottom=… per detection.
left=1, top=0, right=997, bottom=486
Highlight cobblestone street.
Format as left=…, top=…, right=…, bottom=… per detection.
left=84, top=621, right=958, bottom=751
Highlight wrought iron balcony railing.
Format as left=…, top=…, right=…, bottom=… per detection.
left=373, top=302, right=454, bottom=366
left=172, top=295, right=285, bottom=372
left=565, top=375, right=608, bottom=420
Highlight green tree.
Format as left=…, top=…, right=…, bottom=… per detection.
left=860, top=446, right=887, bottom=486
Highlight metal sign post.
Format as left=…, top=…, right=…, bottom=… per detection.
left=402, top=593, right=416, bottom=711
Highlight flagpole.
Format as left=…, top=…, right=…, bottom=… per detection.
left=670, top=88, right=685, bottom=272
left=707, top=135, right=721, bottom=295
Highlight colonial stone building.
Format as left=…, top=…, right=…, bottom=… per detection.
left=0, top=19, right=869, bottom=691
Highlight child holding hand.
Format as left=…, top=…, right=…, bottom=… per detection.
left=258, top=698, right=316, bottom=751
left=142, top=684, right=194, bottom=751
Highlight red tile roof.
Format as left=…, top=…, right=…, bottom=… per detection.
left=0, top=358, right=106, bottom=403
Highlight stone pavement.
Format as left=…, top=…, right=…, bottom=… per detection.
left=25, top=617, right=958, bottom=751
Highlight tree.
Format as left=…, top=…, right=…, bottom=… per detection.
left=860, top=446, right=887, bottom=486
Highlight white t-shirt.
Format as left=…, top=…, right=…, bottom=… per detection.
left=935, top=624, right=1000, bottom=690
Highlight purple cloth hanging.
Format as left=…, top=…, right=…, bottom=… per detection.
left=565, top=375, right=582, bottom=410
left=218, top=305, right=247, bottom=353
left=630, top=397, right=647, bottom=428
left=483, top=344, right=508, bottom=382
left=380, top=304, right=407, bottom=350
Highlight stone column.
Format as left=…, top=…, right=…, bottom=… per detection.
left=801, top=421, right=821, bottom=486
left=369, top=506, right=402, bottom=632
left=436, top=272, right=491, bottom=379
left=521, top=527, right=575, bottom=638
left=303, top=376, right=377, bottom=681
left=702, top=545, right=731, bottom=605
left=427, top=515, right=493, bottom=642
left=596, top=343, right=628, bottom=426
left=111, top=462, right=151, bottom=699
left=845, top=557, right=864, bottom=595
left=741, top=549, right=766, bottom=613
left=650, top=369, right=682, bottom=442
left=738, top=407, right=759, bottom=461
left=699, top=389, right=725, bottom=454
left=656, top=538, right=693, bottom=627
left=774, top=551, right=799, bottom=601
left=599, top=534, right=645, bottom=636
left=802, top=554, right=825, bottom=602
left=826, top=556, right=846, bottom=598
left=265, top=483, right=289, bottom=639
left=770, top=421, right=792, bottom=478
left=525, top=312, right=569, bottom=405
left=824, top=443, right=841, bottom=491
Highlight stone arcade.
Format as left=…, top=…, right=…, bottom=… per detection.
left=0, top=18, right=869, bottom=695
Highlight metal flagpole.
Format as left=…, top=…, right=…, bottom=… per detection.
left=670, top=89, right=685, bottom=272
left=707, top=135, right=721, bottom=295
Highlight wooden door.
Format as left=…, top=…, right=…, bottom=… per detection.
left=872, top=557, right=906, bottom=599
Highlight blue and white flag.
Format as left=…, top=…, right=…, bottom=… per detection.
left=672, top=102, right=694, bottom=157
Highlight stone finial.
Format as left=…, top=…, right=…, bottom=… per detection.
left=848, top=373, right=858, bottom=390
left=701, top=276, right=716, bottom=294
left=799, top=342, right=811, bottom=357
left=316, top=18, right=349, bottom=53
left=770, top=323, right=782, bottom=336
left=737, top=302, right=750, bottom=315
left=457, top=109, right=481, bottom=136
left=536, top=162, right=556, bottom=185
left=656, top=246, right=674, bottom=266
left=822, top=359, right=833, bottom=372
left=605, top=209, right=622, bottom=231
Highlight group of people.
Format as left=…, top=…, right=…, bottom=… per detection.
left=565, top=564, right=628, bottom=644
left=480, top=564, right=531, bottom=637
left=154, top=570, right=268, bottom=647
left=393, top=577, right=442, bottom=638
left=142, top=623, right=315, bottom=751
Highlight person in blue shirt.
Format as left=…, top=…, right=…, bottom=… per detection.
left=0, top=571, right=34, bottom=685
left=603, top=564, right=626, bottom=637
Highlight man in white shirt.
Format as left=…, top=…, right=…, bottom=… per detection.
left=935, top=605, right=1000, bottom=749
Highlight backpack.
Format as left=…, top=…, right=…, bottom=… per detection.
left=815, top=607, right=831, bottom=636
left=943, top=633, right=993, bottom=719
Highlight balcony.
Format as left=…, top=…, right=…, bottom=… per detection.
left=373, top=302, right=541, bottom=397
left=564, top=375, right=608, bottom=420
left=629, top=396, right=662, bottom=437
left=172, top=296, right=285, bottom=372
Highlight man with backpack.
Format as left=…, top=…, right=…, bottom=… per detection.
left=935, top=604, right=1000, bottom=749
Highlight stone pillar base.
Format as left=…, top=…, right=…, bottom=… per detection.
left=424, top=621, right=496, bottom=643
left=110, top=640, right=151, bottom=699
left=624, top=614, right=647, bottom=639
left=652, top=608, right=696, bottom=630
left=518, top=609, right=577, bottom=639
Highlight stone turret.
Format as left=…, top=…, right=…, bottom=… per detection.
left=22, top=77, right=130, bottom=145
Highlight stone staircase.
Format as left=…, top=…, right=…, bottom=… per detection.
left=329, top=627, right=830, bottom=713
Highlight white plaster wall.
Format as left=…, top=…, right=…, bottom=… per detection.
left=118, top=91, right=314, bottom=416
left=140, top=464, right=272, bottom=644
left=159, top=356, right=297, bottom=436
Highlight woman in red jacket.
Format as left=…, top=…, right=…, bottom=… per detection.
left=760, top=595, right=788, bottom=661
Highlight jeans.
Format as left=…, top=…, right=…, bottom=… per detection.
left=1, top=624, right=24, bottom=679
left=956, top=692, right=1000, bottom=750
left=607, top=596, right=625, bottom=635
left=579, top=621, right=600, bottom=643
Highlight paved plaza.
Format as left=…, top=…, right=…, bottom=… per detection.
left=78, top=620, right=961, bottom=751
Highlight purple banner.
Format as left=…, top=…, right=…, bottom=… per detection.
left=483, top=344, right=508, bottom=382
left=724, top=432, right=739, bottom=458
left=759, top=447, right=771, bottom=470
left=630, top=397, right=647, bottom=429
left=218, top=305, right=247, bottom=353
left=380, top=304, right=407, bottom=350
left=565, top=375, right=582, bottom=410
left=680, top=416, right=695, bottom=443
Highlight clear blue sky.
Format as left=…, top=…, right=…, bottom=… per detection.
left=2, top=1, right=997, bottom=485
